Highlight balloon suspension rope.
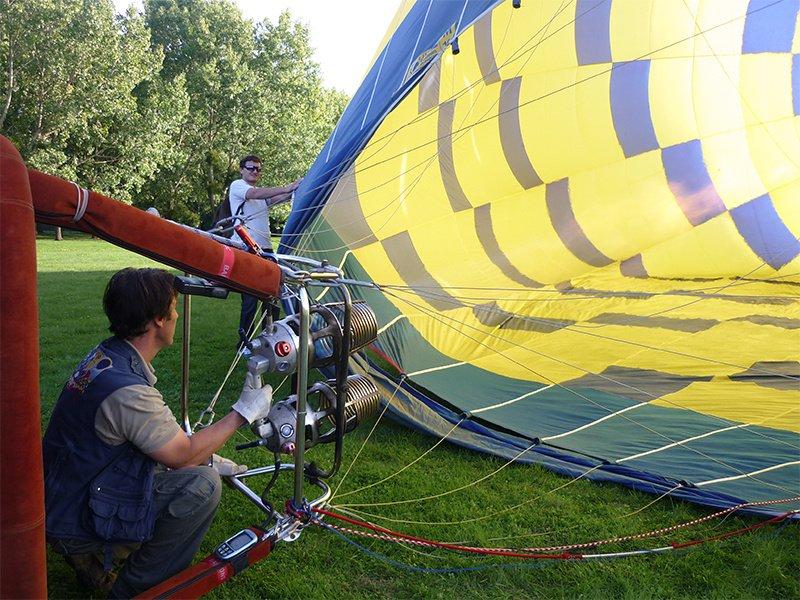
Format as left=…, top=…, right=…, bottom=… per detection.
left=290, top=497, right=799, bottom=566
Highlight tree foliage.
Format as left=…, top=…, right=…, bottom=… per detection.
left=0, top=0, right=348, bottom=229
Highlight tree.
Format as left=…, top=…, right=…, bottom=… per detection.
left=0, top=0, right=15, bottom=128
left=141, top=2, right=348, bottom=229
left=0, top=0, right=186, bottom=203
left=141, top=0, right=262, bottom=223
left=248, top=11, right=348, bottom=233
left=1, top=0, right=348, bottom=232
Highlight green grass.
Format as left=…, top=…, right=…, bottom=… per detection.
left=37, top=237, right=799, bottom=599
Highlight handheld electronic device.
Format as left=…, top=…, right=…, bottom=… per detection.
left=214, top=528, right=259, bottom=561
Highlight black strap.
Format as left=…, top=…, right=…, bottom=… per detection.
left=222, top=185, right=245, bottom=218
left=229, top=552, right=249, bottom=575
left=103, top=544, right=114, bottom=572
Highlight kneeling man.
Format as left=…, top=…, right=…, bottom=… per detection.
left=43, top=267, right=269, bottom=597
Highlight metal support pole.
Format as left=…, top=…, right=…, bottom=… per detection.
left=181, top=278, right=192, bottom=435
left=293, top=284, right=310, bottom=504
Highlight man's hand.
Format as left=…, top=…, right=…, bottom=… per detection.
left=231, top=374, right=272, bottom=424
left=211, top=453, right=247, bottom=476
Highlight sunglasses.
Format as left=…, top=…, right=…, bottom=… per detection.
left=243, top=165, right=261, bottom=173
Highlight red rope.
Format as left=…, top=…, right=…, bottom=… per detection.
left=367, top=343, right=404, bottom=375
left=311, top=507, right=582, bottom=559
left=671, top=512, right=792, bottom=550
left=519, top=496, right=800, bottom=552
left=312, top=500, right=798, bottom=559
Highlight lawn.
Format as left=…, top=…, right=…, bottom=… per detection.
left=37, top=235, right=799, bottom=599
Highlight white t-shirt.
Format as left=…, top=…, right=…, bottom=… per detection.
left=229, top=178, right=272, bottom=249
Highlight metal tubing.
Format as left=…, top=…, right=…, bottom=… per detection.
left=293, top=285, right=311, bottom=503
left=310, top=284, right=351, bottom=480
left=273, top=253, right=336, bottom=270
left=180, top=275, right=192, bottom=435
left=227, top=463, right=294, bottom=514
left=226, top=475, right=271, bottom=513
left=225, top=462, right=332, bottom=515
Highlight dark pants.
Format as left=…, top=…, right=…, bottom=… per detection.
left=52, top=466, right=222, bottom=598
left=239, top=294, right=280, bottom=340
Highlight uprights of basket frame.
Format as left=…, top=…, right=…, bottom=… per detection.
left=231, top=256, right=380, bottom=510
left=172, top=255, right=380, bottom=515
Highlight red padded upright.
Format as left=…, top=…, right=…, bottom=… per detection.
left=0, top=135, right=48, bottom=598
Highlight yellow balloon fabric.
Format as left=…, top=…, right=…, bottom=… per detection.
left=288, top=0, right=799, bottom=512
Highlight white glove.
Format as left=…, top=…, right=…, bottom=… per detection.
left=211, top=454, right=247, bottom=476
left=231, top=373, right=272, bottom=424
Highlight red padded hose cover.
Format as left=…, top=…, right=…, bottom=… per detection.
left=28, top=169, right=281, bottom=299
left=0, top=136, right=48, bottom=597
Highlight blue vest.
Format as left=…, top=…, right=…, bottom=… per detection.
left=42, top=337, right=158, bottom=543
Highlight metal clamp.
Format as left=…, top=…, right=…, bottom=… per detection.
left=194, top=408, right=216, bottom=430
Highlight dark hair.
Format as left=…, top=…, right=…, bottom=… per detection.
left=103, top=268, right=177, bottom=339
left=239, top=154, right=262, bottom=169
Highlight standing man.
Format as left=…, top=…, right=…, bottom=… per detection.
left=230, top=154, right=301, bottom=346
left=43, top=268, right=273, bottom=597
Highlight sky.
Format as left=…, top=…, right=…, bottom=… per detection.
left=113, top=0, right=398, bottom=95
